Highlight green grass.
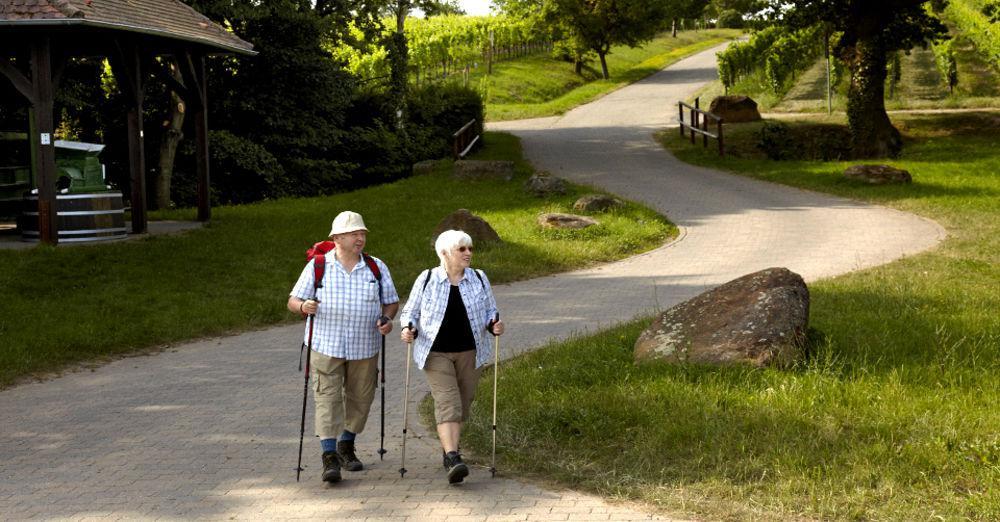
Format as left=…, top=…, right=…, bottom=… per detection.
left=0, top=132, right=675, bottom=388
left=481, top=29, right=740, bottom=121
left=459, top=113, right=1000, bottom=520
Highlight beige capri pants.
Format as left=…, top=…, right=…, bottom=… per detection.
left=310, top=351, right=379, bottom=439
left=424, top=350, right=482, bottom=424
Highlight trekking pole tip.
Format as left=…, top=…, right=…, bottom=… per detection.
left=378, top=448, right=387, bottom=459
left=399, top=467, right=407, bottom=478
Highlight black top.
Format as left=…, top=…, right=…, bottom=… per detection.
left=430, top=285, right=476, bottom=353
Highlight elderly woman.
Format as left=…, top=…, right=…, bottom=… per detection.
left=400, top=229, right=505, bottom=484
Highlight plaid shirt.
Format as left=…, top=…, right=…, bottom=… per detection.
left=400, top=267, right=499, bottom=370
left=290, top=255, right=399, bottom=360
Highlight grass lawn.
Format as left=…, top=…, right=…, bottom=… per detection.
left=0, top=132, right=675, bottom=388
left=459, top=112, right=1000, bottom=520
left=483, top=29, right=740, bottom=121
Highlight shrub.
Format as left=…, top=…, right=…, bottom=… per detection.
left=757, top=121, right=791, bottom=160
left=173, top=130, right=288, bottom=206
left=756, top=121, right=852, bottom=161
left=406, top=83, right=485, bottom=159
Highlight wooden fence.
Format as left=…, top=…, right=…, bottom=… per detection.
left=678, top=98, right=724, bottom=156
left=452, top=119, right=480, bottom=160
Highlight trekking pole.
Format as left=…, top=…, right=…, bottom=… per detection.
left=295, top=301, right=318, bottom=482
left=490, top=312, right=500, bottom=478
left=378, top=323, right=387, bottom=461
left=400, top=322, right=414, bottom=478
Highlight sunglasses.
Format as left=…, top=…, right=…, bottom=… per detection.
left=457, top=246, right=474, bottom=253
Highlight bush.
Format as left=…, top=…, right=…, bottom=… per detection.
left=756, top=121, right=852, bottom=161
left=406, top=83, right=485, bottom=159
left=173, top=130, right=288, bottom=206
left=757, top=121, right=791, bottom=160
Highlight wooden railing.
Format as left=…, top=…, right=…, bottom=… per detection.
left=452, top=119, right=480, bottom=160
left=678, top=98, right=724, bottom=157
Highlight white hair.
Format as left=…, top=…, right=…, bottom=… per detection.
left=435, top=230, right=473, bottom=269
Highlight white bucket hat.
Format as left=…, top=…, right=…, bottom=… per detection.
left=329, top=211, right=368, bottom=236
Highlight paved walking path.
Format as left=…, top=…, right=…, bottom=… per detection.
left=0, top=44, right=944, bottom=521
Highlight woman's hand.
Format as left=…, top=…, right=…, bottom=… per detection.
left=490, top=319, right=505, bottom=336
left=400, top=325, right=416, bottom=343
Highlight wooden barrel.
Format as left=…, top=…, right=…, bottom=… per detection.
left=18, top=192, right=127, bottom=243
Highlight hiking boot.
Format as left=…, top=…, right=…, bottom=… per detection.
left=443, top=451, right=469, bottom=484
left=321, top=451, right=341, bottom=483
left=337, top=440, right=364, bottom=472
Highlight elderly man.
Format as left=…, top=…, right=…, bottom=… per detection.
left=288, top=211, right=399, bottom=483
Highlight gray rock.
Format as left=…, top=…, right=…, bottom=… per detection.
left=432, top=209, right=502, bottom=244
left=708, top=95, right=761, bottom=123
left=843, top=164, right=912, bottom=185
left=573, top=194, right=624, bottom=212
left=453, top=160, right=515, bottom=181
left=634, top=267, right=809, bottom=367
left=537, top=213, right=598, bottom=229
left=524, top=174, right=567, bottom=197
left=412, top=159, right=443, bottom=176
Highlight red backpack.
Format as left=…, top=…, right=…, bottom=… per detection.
left=305, top=240, right=382, bottom=293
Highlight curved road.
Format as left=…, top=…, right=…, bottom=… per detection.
left=0, top=44, right=944, bottom=521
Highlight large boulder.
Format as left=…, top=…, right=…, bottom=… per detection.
left=843, top=164, right=912, bottom=185
left=432, top=209, right=502, bottom=244
left=453, top=160, right=515, bottom=181
left=537, top=213, right=598, bottom=229
left=573, top=194, right=624, bottom=212
left=708, top=95, right=761, bottom=123
left=634, top=267, right=809, bottom=367
left=524, top=173, right=567, bottom=197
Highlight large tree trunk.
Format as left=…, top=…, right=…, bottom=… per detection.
left=842, top=33, right=902, bottom=158
left=155, top=59, right=185, bottom=210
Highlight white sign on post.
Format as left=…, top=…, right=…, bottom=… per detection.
left=40, top=133, right=51, bottom=145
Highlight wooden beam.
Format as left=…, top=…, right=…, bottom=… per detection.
left=110, top=40, right=148, bottom=234
left=30, top=38, right=58, bottom=244
left=0, top=57, right=37, bottom=105
left=192, top=53, right=210, bottom=222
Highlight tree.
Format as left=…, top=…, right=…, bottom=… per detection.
left=777, top=1, right=946, bottom=158
left=538, top=0, right=675, bottom=79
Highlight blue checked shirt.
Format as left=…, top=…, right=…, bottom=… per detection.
left=399, top=267, right=499, bottom=370
left=290, top=255, right=399, bottom=360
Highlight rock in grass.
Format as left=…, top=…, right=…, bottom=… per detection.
left=432, top=209, right=502, bottom=244
left=453, top=160, right=515, bottom=181
left=573, top=194, right=623, bottom=212
left=537, top=213, right=598, bottom=229
left=843, top=164, right=912, bottom=185
left=634, top=267, right=809, bottom=367
left=708, top=95, right=761, bottom=123
left=524, top=173, right=567, bottom=197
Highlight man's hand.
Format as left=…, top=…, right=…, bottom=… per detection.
left=377, top=315, right=393, bottom=335
left=301, top=299, right=319, bottom=315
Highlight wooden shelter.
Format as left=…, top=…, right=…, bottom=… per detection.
left=0, top=0, right=254, bottom=244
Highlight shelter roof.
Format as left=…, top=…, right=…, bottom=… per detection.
left=0, top=0, right=253, bottom=54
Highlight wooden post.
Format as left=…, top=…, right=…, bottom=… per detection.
left=30, top=38, right=58, bottom=244
left=111, top=41, right=148, bottom=234
left=192, top=54, right=210, bottom=222
left=690, top=108, right=696, bottom=145
left=678, top=102, right=684, bottom=137
left=702, top=114, right=708, bottom=148
left=718, top=118, right=725, bottom=157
